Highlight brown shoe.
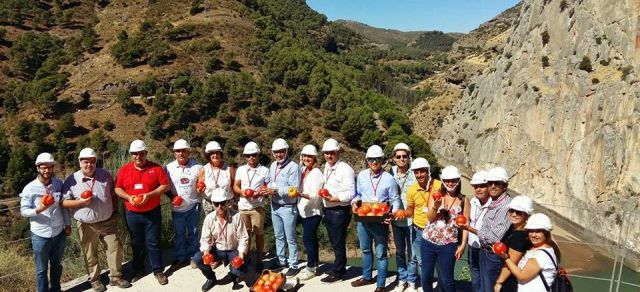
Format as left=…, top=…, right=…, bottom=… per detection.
left=154, top=272, right=168, bottom=285
left=373, top=287, right=386, bottom=292
left=351, top=278, right=375, bottom=287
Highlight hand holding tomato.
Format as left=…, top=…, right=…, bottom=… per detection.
left=492, top=242, right=507, bottom=255
left=131, top=195, right=144, bottom=206
left=172, top=196, right=184, bottom=208
left=196, top=181, right=206, bottom=193
left=244, top=189, right=255, bottom=199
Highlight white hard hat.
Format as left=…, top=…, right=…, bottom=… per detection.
left=487, top=167, right=509, bottom=183
left=322, top=138, right=340, bottom=152
left=210, top=190, right=233, bottom=203
left=243, top=141, right=260, bottom=155
left=525, top=213, right=553, bottom=231
left=470, top=170, right=489, bottom=185
left=440, top=165, right=461, bottom=180
left=129, top=139, right=147, bottom=153
left=271, top=138, right=289, bottom=151
left=173, top=139, right=190, bottom=150
left=78, top=148, right=97, bottom=160
left=365, top=145, right=384, bottom=158
left=410, top=157, right=431, bottom=170
left=205, top=141, right=223, bottom=153
left=392, top=143, right=411, bottom=154
left=35, top=153, right=56, bottom=166
left=301, top=145, right=317, bottom=156
left=508, top=195, right=533, bottom=215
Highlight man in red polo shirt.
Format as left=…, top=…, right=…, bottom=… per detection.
left=115, top=140, right=170, bottom=285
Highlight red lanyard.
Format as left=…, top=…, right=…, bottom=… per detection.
left=274, top=164, right=284, bottom=184
left=217, top=219, right=228, bottom=246
left=301, top=167, right=311, bottom=187
left=210, top=166, right=221, bottom=186
left=369, top=170, right=383, bottom=198
left=84, top=178, right=96, bottom=192
left=44, top=183, right=52, bottom=195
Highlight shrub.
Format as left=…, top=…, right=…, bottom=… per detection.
left=579, top=56, right=592, bottom=72
left=103, top=120, right=115, bottom=131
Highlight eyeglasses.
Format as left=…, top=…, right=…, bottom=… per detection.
left=508, top=209, right=526, bottom=216
left=442, top=179, right=459, bottom=184
left=473, top=184, right=488, bottom=188
left=273, top=149, right=286, bottom=154
left=174, top=149, right=189, bottom=153
left=213, top=201, right=227, bottom=208
left=395, top=155, right=408, bottom=159
left=366, top=157, right=383, bottom=163
left=244, top=153, right=258, bottom=158
left=38, top=165, right=53, bottom=170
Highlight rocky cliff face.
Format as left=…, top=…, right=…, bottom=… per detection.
left=431, top=0, right=640, bottom=267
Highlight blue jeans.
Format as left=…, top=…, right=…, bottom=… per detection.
left=393, top=224, right=417, bottom=283
left=479, top=249, right=503, bottom=292
left=468, top=246, right=482, bottom=292
left=172, top=204, right=200, bottom=262
left=357, top=222, right=389, bottom=288
left=125, top=206, right=163, bottom=273
left=411, top=226, right=423, bottom=274
left=301, top=215, right=322, bottom=268
left=420, top=240, right=456, bottom=292
left=271, top=204, right=298, bottom=268
left=194, top=248, right=246, bottom=281
left=324, top=206, right=351, bottom=276
left=32, top=231, right=66, bottom=292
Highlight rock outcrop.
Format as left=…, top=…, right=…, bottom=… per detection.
left=430, top=0, right=640, bottom=269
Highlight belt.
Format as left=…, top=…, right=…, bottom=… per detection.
left=272, top=202, right=296, bottom=207
left=412, top=224, right=424, bottom=231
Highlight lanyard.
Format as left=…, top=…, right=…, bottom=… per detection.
left=44, top=183, right=52, bottom=195
left=301, top=167, right=311, bottom=187
left=369, top=170, right=383, bottom=198
left=84, top=178, right=96, bottom=192
left=209, top=166, right=221, bottom=187
left=246, top=166, right=259, bottom=189
left=274, top=164, right=285, bottom=184
left=398, top=173, right=409, bottom=193
left=217, top=219, right=229, bottom=247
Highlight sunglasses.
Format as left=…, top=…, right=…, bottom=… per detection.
left=273, top=150, right=286, bottom=154
left=244, top=153, right=258, bottom=158
left=213, top=201, right=227, bottom=208
left=487, top=181, right=504, bottom=186
left=473, top=184, right=488, bottom=188
left=366, top=157, right=384, bottom=163
left=395, top=155, right=408, bottom=159
left=508, top=209, right=526, bottom=216
left=131, top=151, right=146, bottom=156
left=323, top=151, right=337, bottom=155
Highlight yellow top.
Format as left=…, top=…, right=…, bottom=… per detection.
left=406, top=179, right=442, bottom=229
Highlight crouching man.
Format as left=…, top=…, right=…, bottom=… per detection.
left=194, top=192, right=249, bottom=291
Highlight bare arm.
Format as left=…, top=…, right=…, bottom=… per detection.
left=495, top=249, right=525, bottom=291
left=503, top=254, right=542, bottom=283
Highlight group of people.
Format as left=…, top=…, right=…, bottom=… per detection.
left=19, top=137, right=561, bottom=292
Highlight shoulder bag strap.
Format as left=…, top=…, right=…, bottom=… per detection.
left=537, top=248, right=558, bottom=292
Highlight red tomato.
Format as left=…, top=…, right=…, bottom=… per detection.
left=381, top=204, right=390, bottom=213
left=132, top=195, right=143, bottom=206
left=81, top=190, right=93, bottom=199
left=492, top=242, right=507, bottom=255
left=432, top=192, right=442, bottom=200
left=455, top=215, right=467, bottom=225
left=231, top=256, right=244, bottom=269
left=244, top=189, right=255, bottom=198
left=42, top=194, right=55, bottom=206
left=319, top=188, right=330, bottom=198
left=371, top=203, right=382, bottom=215
left=359, top=204, right=371, bottom=214
left=202, top=253, right=214, bottom=265
left=172, top=196, right=184, bottom=207
left=196, top=181, right=206, bottom=191
left=394, top=210, right=406, bottom=220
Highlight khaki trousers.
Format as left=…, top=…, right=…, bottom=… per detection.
left=77, top=215, right=124, bottom=282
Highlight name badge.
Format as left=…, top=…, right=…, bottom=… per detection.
left=422, top=207, right=430, bottom=213
left=134, top=183, right=143, bottom=190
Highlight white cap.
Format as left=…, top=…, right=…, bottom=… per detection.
left=410, top=157, right=430, bottom=170
left=243, top=141, right=260, bottom=155
left=440, top=165, right=461, bottom=180
left=210, top=190, right=233, bottom=203
left=365, top=145, right=384, bottom=158
left=173, top=139, right=190, bottom=150
left=205, top=141, right=223, bottom=153
left=271, top=138, right=289, bottom=151
left=508, top=195, right=533, bottom=215
left=78, top=148, right=97, bottom=160
left=35, top=153, right=56, bottom=166
left=129, top=139, right=147, bottom=153
left=487, top=167, right=509, bottom=183
left=470, top=170, right=489, bottom=185
left=392, top=143, right=411, bottom=154
left=322, top=138, right=340, bottom=152
left=301, top=145, right=317, bottom=156
left=525, top=213, right=553, bottom=231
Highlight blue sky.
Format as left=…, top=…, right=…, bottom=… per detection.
left=306, top=0, right=520, bottom=33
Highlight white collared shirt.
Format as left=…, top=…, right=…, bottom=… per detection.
left=199, top=210, right=249, bottom=255
left=468, top=196, right=492, bottom=248
left=20, top=177, right=70, bottom=238
left=297, top=167, right=324, bottom=217
left=164, top=159, right=203, bottom=212
left=322, top=160, right=355, bottom=207
left=235, top=164, right=270, bottom=210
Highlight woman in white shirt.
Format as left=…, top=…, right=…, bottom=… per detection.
left=198, top=141, right=235, bottom=214
left=296, top=145, right=324, bottom=280
left=499, top=213, right=561, bottom=292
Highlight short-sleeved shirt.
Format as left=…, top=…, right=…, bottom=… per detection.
left=164, top=159, right=203, bottom=213
left=390, top=165, right=416, bottom=227
left=115, top=161, right=169, bottom=212
left=20, top=177, right=70, bottom=238
left=517, top=247, right=557, bottom=292
left=501, top=227, right=533, bottom=291
left=63, top=168, right=115, bottom=223
left=235, top=164, right=270, bottom=210
left=406, top=179, right=442, bottom=229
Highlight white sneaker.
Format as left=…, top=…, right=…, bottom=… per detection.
left=297, top=268, right=316, bottom=281
left=393, top=281, right=408, bottom=292
left=407, top=282, right=419, bottom=292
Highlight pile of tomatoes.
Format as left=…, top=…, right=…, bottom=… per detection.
left=252, top=271, right=284, bottom=292
left=355, top=202, right=390, bottom=217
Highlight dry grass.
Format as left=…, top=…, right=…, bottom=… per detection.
left=0, top=245, right=36, bottom=292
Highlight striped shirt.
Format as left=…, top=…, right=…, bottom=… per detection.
left=62, top=168, right=115, bottom=223
left=478, top=192, right=512, bottom=248
left=199, top=210, right=249, bottom=255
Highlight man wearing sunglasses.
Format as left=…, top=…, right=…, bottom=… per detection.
left=351, top=145, right=400, bottom=292
left=267, top=138, right=301, bottom=276
left=389, top=143, right=418, bottom=292
left=476, top=167, right=512, bottom=292
left=115, top=140, right=170, bottom=285
left=194, top=192, right=248, bottom=291
left=163, top=139, right=203, bottom=272
left=319, top=138, right=356, bottom=284
left=233, top=141, right=270, bottom=271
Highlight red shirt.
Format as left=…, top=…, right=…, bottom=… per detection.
left=115, top=161, right=169, bottom=212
